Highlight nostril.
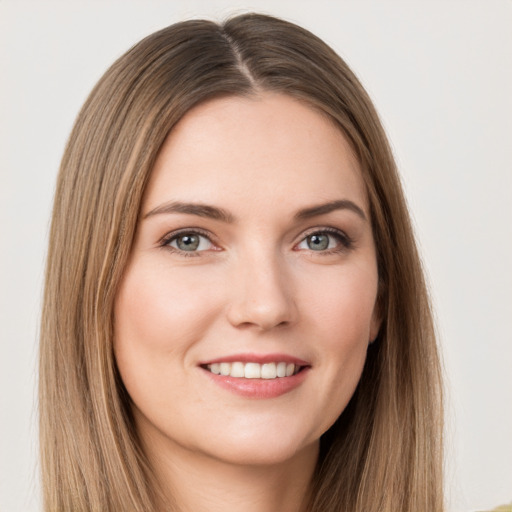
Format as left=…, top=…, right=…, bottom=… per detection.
left=226, top=297, right=298, bottom=331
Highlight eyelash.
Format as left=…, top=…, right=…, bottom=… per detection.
left=159, top=227, right=353, bottom=256
left=159, top=228, right=217, bottom=258
left=298, top=227, right=354, bottom=255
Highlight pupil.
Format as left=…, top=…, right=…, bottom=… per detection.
left=178, top=235, right=199, bottom=251
left=308, top=234, right=329, bottom=251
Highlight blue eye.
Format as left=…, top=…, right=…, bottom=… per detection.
left=297, top=230, right=351, bottom=252
left=166, top=232, right=213, bottom=252
left=305, top=233, right=330, bottom=251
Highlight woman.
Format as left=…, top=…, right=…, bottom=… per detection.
left=39, top=13, right=444, bottom=512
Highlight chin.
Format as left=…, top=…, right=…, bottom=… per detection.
left=203, top=436, right=319, bottom=468
left=186, top=418, right=323, bottom=468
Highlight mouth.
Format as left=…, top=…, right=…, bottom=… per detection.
left=201, top=361, right=305, bottom=379
left=198, top=354, right=311, bottom=398
left=199, top=353, right=311, bottom=400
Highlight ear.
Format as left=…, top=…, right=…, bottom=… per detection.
left=369, top=288, right=383, bottom=343
left=369, top=308, right=381, bottom=343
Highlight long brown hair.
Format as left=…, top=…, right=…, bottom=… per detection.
left=40, top=13, right=444, bottom=511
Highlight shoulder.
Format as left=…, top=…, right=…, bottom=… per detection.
left=478, top=505, right=512, bottom=512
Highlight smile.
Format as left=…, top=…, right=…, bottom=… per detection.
left=205, top=361, right=301, bottom=379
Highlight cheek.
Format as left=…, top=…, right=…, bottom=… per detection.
left=305, top=262, right=379, bottom=343
left=112, top=260, right=222, bottom=402
left=114, top=261, right=219, bottom=352
left=300, top=263, right=378, bottom=419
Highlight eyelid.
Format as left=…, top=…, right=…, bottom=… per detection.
left=158, top=227, right=220, bottom=254
left=294, top=226, right=353, bottom=252
left=157, top=225, right=353, bottom=256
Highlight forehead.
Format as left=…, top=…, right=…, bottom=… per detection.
left=144, top=93, right=367, bottom=216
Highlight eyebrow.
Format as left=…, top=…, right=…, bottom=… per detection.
left=143, top=198, right=366, bottom=223
left=294, top=199, right=367, bottom=221
left=143, top=201, right=235, bottom=223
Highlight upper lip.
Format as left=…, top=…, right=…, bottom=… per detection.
left=199, top=353, right=311, bottom=366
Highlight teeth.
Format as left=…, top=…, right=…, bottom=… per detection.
left=244, top=362, right=261, bottom=379
left=231, top=362, right=245, bottom=378
left=206, top=361, right=301, bottom=379
left=261, top=363, right=276, bottom=379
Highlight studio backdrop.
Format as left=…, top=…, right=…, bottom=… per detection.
left=1, top=1, right=511, bottom=511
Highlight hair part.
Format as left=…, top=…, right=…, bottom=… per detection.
left=40, top=13, right=444, bottom=511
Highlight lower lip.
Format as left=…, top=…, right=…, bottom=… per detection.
left=200, top=367, right=310, bottom=399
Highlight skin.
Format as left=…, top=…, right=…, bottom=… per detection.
left=114, top=93, right=380, bottom=512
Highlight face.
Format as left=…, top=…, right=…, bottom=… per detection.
left=114, top=93, right=380, bottom=469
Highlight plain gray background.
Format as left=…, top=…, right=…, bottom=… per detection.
left=1, top=1, right=511, bottom=511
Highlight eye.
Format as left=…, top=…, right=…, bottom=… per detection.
left=164, top=231, right=214, bottom=253
left=296, top=229, right=352, bottom=252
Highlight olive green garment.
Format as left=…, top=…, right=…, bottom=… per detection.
left=483, top=505, right=512, bottom=512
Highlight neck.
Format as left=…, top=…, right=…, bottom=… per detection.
left=146, top=436, right=318, bottom=512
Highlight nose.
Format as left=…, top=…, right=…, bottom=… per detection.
left=226, top=252, right=298, bottom=331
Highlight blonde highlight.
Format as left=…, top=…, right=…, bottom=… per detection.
left=40, top=13, right=444, bottom=511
